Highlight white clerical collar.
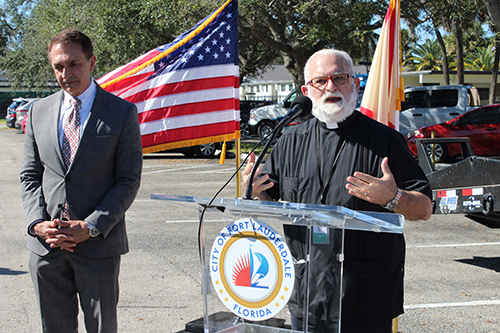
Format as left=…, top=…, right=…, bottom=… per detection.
left=325, top=121, right=339, bottom=129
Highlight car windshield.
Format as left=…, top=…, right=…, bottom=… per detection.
left=458, top=106, right=500, bottom=125
left=19, top=100, right=38, bottom=110
left=8, top=101, right=19, bottom=109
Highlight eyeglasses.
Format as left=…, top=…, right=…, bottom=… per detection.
left=306, top=74, right=354, bottom=88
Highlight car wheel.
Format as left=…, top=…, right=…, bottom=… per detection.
left=257, top=121, right=275, bottom=140
left=425, top=143, right=448, bottom=163
left=192, top=143, right=216, bottom=158
left=240, top=122, right=251, bottom=137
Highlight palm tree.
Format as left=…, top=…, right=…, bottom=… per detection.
left=403, top=38, right=443, bottom=71
left=354, top=29, right=378, bottom=72
left=464, top=44, right=495, bottom=70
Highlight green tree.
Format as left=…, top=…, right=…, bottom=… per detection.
left=403, top=38, right=443, bottom=71
left=238, top=0, right=386, bottom=90
left=443, top=0, right=486, bottom=84
left=0, top=8, right=13, bottom=57
left=464, top=44, right=495, bottom=70
left=0, top=0, right=220, bottom=89
left=352, top=29, right=380, bottom=73
left=483, top=0, right=500, bottom=30
left=480, top=0, right=500, bottom=104
left=403, top=0, right=487, bottom=84
left=401, top=28, right=419, bottom=63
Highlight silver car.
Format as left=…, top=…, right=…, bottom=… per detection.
left=15, top=99, right=39, bottom=129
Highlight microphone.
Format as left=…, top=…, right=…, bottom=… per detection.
left=275, top=95, right=313, bottom=129
left=244, top=95, right=312, bottom=199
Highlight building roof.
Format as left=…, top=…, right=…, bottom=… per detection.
left=244, top=65, right=292, bottom=84
left=244, top=64, right=368, bottom=85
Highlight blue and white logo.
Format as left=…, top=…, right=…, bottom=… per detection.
left=210, top=218, right=294, bottom=321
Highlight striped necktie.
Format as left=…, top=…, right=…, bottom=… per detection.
left=62, top=98, right=82, bottom=168
left=61, top=98, right=81, bottom=220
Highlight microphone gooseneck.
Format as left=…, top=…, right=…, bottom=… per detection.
left=244, top=95, right=312, bottom=200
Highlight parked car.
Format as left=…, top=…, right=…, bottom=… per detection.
left=15, top=98, right=39, bottom=129
left=399, top=85, right=481, bottom=136
left=5, top=98, right=29, bottom=128
left=248, top=90, right=297, bottom=140
left=21, top=112, right=29, bottom=133
left=6, top=109, right=18, bottom=128
left=239, top=100, right=274, bottom=137
left=406, top=104, right=500, bottom=163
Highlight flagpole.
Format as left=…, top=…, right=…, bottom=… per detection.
left=235, top=138, right=241, bottom=197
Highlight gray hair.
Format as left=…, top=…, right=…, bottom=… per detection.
left=304, top=49, right=355, bottom=84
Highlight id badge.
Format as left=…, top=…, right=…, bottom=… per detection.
left=313, top=226, right=329, bottom=244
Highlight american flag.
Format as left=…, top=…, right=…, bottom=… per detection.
left=359, top=0, right=404, bottom=130
left=96, top=0, right=240, bottom=154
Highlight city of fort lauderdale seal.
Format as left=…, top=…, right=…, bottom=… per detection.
left=210, top=218, right=294, bottom=321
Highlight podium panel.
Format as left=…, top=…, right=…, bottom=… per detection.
left=151, top=194, right=404, bottom=333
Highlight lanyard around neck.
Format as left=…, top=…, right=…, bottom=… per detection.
left=316, top=121, right=352, bottom=205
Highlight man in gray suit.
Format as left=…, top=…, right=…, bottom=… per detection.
left=20, top=29, right=143, bottom=333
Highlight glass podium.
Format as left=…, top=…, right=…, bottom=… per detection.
left=151, top=194, right=404, bottom=333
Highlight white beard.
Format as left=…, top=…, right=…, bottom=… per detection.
left=312, top=85, right=358, bottom=126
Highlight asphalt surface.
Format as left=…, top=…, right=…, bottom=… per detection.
left=1, top=123, right=500, bottom=332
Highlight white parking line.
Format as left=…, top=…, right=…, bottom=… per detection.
left=142, top=165, right=236, bottom=175
left=407, top=242, right=500, bottom=249
left=142, top=165, right=208, bottom=175
left=405, top=299, right=500, bottom=309
left=195, top=168, right=236, bottom=174
left=164, top=219, right=231, bottom=223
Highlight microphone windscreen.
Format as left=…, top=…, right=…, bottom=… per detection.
left=291, top=95, right=313, bottom=117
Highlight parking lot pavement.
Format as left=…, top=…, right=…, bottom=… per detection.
left=1, top=123, right=500, bottom=332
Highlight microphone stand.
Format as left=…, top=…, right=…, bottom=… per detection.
left=244, top=124, right=281, bottom=200
left=244, top=95, right=312, bottom=199
left=197, top=128, right=276, bottom=260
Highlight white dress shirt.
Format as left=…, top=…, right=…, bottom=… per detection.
left=58, top=79, right=97, bottom=148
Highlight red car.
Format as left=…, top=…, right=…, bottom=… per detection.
left=21, top=112, right=29, bottom=133
left=406, top=104, right=500, bottom=162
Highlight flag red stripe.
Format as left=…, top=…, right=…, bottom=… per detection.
left=141, top=121, right=237, bottom=148
left=125, top=76, right=237, bottom=104
left=104, top=72, right=152, bottom=95
left=359, top=106, right=373, bottom=118
left=387, top=4, right=396, bottom=94
left=98, top=50, right=160, bottom=85
left=138, top=98, right=237, bottom=124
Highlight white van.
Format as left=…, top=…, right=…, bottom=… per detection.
left=399, top=85, right=481, bottom=136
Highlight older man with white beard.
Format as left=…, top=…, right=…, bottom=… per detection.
left=242, top=49, right=432, bottom=333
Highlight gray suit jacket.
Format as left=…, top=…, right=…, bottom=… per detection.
left=20, top=84, right=143, bottom=258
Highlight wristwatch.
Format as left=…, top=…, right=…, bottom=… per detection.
left=87, top=222, right=101, bottom=237
left=382, top=188, right=402, bottom=211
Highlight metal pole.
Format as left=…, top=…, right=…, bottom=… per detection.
left=393, top=317, right=398, bottom=332
left=235, top=137, right=241, bottom=197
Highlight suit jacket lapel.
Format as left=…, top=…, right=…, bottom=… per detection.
left=50, top=91, right=66, bottom=169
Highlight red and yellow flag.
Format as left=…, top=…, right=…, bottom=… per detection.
left=359, top=0, right=404, bottom=130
